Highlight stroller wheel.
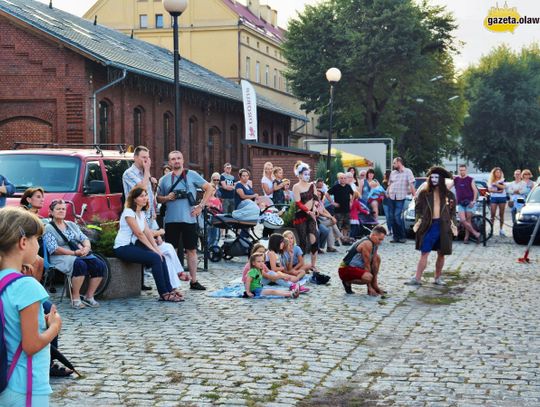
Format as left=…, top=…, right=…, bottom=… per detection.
left=209, top=245, right=223, bottom=262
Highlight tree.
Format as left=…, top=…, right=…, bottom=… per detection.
left=462, top=45, right=540, bottom=177
left=283, top=0, right=465, bottom=173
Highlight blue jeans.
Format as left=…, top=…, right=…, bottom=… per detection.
left=387, top=199, right=405, bottom=240
left=114, top=244, right=172, bottom=295
left=207, top=226, right=220, bottom=247
left=318, top=222, right=330, bottom=249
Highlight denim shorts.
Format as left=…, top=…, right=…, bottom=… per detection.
left=490, top=196, right=507, bottom=205
left=457, top=204, right=475, bottom=213
left=252, top=287, right=264, bottom=297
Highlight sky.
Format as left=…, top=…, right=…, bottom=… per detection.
left=37, top=0, right=540, bottom=70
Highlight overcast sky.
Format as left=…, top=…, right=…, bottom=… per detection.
left=38, top=0, right=540, bottom=70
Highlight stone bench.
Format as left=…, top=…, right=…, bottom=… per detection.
left=100, top=258, right=142, bottom=300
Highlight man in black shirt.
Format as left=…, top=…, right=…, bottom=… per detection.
left=328, top=172, right=354, bottom=243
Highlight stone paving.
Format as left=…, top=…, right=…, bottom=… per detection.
left=49, top=225, right=540, bottom=406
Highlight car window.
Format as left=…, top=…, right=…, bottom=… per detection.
left=0, top=154, right=80, bottom=192
left=528, top=187, right=540, bottom=203
left=104, top=159, right=132, bottom=194
left=84, top=161, right=103, bottom=186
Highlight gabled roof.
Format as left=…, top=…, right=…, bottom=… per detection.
left=0, top=0, right=306, bottom=121
left=222, top=0, right=285, bottom=43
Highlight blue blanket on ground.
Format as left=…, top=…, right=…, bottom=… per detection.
left=208, top=284, right=287, bottom=299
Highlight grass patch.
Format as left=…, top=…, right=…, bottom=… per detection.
left=378, top=300, right=387, bottom=306
left=417, top=295, right=461, bottom=305
left=202, top=393, right=220, bottom=401
left=300, top=361, right=309, bottom=373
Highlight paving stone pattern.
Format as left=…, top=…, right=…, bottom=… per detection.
left=50, top=229, right=540, bottom=406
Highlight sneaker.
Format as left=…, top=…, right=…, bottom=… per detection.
left=404, top=277, right=422, bottom=286
left=289, top=283, right=298, bottom=291
left=81, top=296, right=100, bottom=308
left=433, top=277, right=446, bottom=286
left=298, top=285, right=310, bottom=293
left=190, top=281, right=206, bottom=290
left=342, top=280, right=354, bottom=294
left=327, top=247, right=338, bottom=253
left=71, top=299, right=86, bottom=309
left=334, top=240, right=341, bottom=247
left=499, top=230, right=506, bottom=237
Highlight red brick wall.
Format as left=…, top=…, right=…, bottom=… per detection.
left=0, top=15, right=293, bottom=180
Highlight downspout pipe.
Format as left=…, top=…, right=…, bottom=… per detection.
left=92, top=69, right=127, bottom=144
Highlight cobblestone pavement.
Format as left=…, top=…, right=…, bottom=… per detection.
left=49, top=225, right=540, bottom=406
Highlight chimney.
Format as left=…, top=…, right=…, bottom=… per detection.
left=259, top=5, right=271, bottom=23
left=247, top=0, right=260, bottom=19
left=271, top=9, right=277, bottom=27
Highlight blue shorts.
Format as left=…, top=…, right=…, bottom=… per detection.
left=420, top=219, right=441, bottom=253
left=457, top=204, right=475, bottom=213
left=490, top=196, right=507, bottom=204
left=252, top=287, right=264, bottom=297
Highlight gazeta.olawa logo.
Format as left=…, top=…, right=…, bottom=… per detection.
left=484, top=2, right=540, bottom=33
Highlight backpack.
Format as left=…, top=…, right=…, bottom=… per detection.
left=1, top=273, right=33, bottom=407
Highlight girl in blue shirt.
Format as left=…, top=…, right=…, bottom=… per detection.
left=0, top=208, right=62, bottom=407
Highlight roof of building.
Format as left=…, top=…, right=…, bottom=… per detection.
left=0, top=0, right=305, bottom=121
left=222, top=0, right=285, bottom=43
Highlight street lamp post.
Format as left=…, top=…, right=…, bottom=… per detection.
left=325, top=67, right=341, bottom=183
left=163, top=0, right=188, bottom=150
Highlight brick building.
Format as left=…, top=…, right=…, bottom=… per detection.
left=0, top=0, right=318, bottom=180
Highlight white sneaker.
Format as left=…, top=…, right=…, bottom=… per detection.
left=434, top=277, right=446, bottom=286
left=404, top=276, right=422, bottom=286
left=499, top=230, right=506, bottom=237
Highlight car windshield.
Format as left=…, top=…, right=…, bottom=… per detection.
left=528, top=187, right=540, bottom=203
left=0, top=154, right=80, bottom=192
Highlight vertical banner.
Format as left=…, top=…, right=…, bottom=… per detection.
left=241, top=80, right=258, bottom=141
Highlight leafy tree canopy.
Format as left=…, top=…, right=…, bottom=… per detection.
left=283, top=0, right=465, bottom=173
left=462, top=44, right=540, bottom=177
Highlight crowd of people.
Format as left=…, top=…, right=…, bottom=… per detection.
left=0, top=151, right=539, bottom=405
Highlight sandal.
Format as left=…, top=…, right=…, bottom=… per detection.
left=50, top=363, right=73, bottom=377
left=172, top=289, right=185, bottom=301
left=159, top=292, right=183, bottom=303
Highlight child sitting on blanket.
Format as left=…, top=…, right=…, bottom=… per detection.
left=242, top=244, right=307, bottom=293
left=282, top=230, right=313, bottom=275
left=244, top=253, right=300, bottom=299
left=267, top=234, right=308, bottom=285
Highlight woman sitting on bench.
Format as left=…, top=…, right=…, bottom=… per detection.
left=44, top=200, right=105, bottom=309
left=114, top=186, right=182, bottom=303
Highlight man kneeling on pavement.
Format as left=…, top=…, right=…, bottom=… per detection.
left=338, top=225, right=387, bottom=295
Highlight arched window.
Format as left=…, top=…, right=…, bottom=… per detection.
left=98, top=100, right=112, bottom=144
left=262, top=130, right=269, bottom=144
left=163, top=112, right=172, bottom=160
left=276, top=133, right=283, bottom=146
left=188, top=116, right=198, bottom=164
left=230, top=124, right=239, bottom=165
left=133, top=107, right=144, bottom=147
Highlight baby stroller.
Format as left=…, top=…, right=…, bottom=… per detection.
left=352, top=200, right=379, bottom=238
left=206, top=200, right=285, bottom=262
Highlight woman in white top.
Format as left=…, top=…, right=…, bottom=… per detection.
left=113, top=186, right=182, bottom=302
left=488, top=167, right=507, bottom=236
left=261, top=161, right=274, bottom=200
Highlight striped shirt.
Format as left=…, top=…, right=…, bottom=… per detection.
left=122, top=164, right=155, bottom=221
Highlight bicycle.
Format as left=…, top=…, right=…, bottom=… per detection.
left=456, top=199, right=493, bottom=243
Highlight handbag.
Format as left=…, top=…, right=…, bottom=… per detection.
left=50, top=222, right=94, bottom=257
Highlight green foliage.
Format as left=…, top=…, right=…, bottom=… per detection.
left=315, top=152, right=344, bottom=186
left=281, top=202, right=297, bottom=227
left=92, top=222, right=118, bottom=258
left=462, top=44, right=540, bottom=177
left=283, top=0, right=465, bottom=174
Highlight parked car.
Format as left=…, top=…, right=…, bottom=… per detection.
left=513, top=185, right=540, bottom=245
left=0, top=145, right=133, bottom=222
